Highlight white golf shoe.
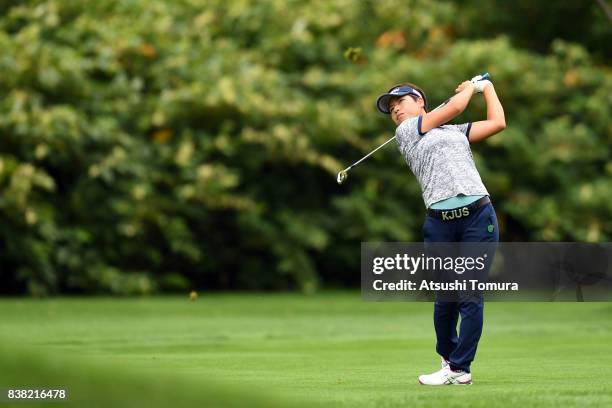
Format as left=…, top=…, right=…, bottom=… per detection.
left=418, top=366, right=472, bottom=385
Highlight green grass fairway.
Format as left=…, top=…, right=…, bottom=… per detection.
left=1, top=293, right=612, bottom=407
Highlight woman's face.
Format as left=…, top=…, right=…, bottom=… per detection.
left=389, top=95, right=424, bottom=125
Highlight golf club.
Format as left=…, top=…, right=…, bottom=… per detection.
left=336, top=73, right=490, bottom=185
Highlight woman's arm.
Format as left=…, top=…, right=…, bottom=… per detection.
left=468, top=84, right=506, bottom=143
left=420, top=81, right=475, bottom=133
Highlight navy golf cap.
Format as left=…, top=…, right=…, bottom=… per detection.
left=376, top=85, right=424, bottom=114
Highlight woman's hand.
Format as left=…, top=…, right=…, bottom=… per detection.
left=455, top=81, right=475, bottom=94
left=473, top=80, right=493, bottom=93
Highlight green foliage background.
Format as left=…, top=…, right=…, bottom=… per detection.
left=0, top=0, right=610, bottom=295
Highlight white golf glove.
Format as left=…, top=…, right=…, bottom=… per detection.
left=472, top=79, right=492, bottom=93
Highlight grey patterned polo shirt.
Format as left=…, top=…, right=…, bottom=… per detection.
left=395, top=115, right=489, bottom=208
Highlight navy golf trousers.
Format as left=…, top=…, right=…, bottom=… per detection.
left=423, top=201, right=499, bottom=373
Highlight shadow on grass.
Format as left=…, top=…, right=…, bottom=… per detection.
left=0, top=339, right=320, bottom=408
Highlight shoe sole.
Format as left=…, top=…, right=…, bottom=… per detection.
left=418, top=379, right=473, bottom=385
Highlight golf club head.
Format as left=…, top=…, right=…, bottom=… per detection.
left=336, top=170, right=348, bottom=184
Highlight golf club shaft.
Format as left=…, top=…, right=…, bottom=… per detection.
left=341, top=135, right=397, bottom=173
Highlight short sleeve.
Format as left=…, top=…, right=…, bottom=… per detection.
left=452, top=122, right=473, bottom=139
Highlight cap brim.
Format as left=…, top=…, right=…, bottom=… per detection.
left=376, top=94, right=394, bottom=114
left=376, top=91, right=415, bottom=114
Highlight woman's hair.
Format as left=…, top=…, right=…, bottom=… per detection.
left=390, top=82, right=428, bottom=112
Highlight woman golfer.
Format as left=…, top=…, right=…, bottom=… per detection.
left=376, top=77, right=505, bottom=385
